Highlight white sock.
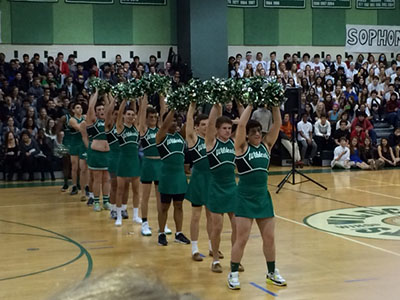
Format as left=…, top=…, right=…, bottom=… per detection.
left=176, top=231, right=182, bottom=235
left=133, top=207, right=139, bottom=218
left=192, top=241, right=199, bottom=255
left=122, top=204, right=127, bottom=211
left=209, top=240, right=212, bottom=251
left=116, top=207, right=122, bottom=220
left=212, top=260, right=220, bottom=265
left=111, top=204, right=116, bottom=212
left=89, top=192, right=94, bottom=198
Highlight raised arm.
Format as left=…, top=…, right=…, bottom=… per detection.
left=105, top=93, right=116, bottom=131
left=205, top=104, right=222, bottom=151
left=130, top=99, right=140, bottom=128
left=116, top=99, right=126, bottom=134
left=236, top=100, right=245, bottom=116
left=186, top=102, right=197, bottom=148
left=263, top=106, right=282, bottom=151
left=156, top=109, right=175, bottom=144
left=235, top=104, right=253, bottom=156
left=86, top=90, right=98, bottom=125
left=139, top=94, right=148, bottom=136
left=158, top=94, right=166, bottom=128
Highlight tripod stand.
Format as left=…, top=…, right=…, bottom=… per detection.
left=276, top=112, right=327, bottom=194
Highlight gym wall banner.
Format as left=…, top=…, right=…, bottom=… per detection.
left=346, top=24, right=400, bottom=53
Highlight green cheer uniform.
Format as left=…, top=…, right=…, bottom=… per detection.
left=86, top=118, right=109, bottom=171
left=235, top=143, right=274, bottom=219
left=62, top=113, right=72, bottom=153
left=157, top=132, right=187, bottom=195
left=206, top=138, right=237, bottom=214
left=68, top=115, right=85, bottom=158
left=140, top=127, right=162, bottom=183
left=185, top=136, right=210, bottom=206
left=116, top=124, right=140, bottom=177
left=106, top=124, right=120, bottom=175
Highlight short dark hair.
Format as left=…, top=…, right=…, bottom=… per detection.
left=339, top=137, right=347, bottom=142
left=72, top=102, right=81, bottom=109
left=146, top=106, right=157, bottom=117
left=303, top=53, right=310, bottom=59
left=162, top=111, right=178, bottom=121
left=194, top=114, right=208, bottom=126
left=215, top=116, right=232, bottom=129
left=340, top=120, right=347, bottom=125
left=314, top=54, right=320, bottom=59
left=57, top=52, right=64, bottom=57
left=246, top=119, right=262, bottom=134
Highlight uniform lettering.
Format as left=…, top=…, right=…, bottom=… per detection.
left=248, top=151, right=268, bottom=161
left=167, top=138, right=183, bottom=146
left=216, top=147, right=235, bottom=156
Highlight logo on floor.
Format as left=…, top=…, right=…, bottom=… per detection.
left=303, top=206, right=400, bottom=240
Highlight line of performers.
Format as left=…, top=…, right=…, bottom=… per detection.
left=61, top=91, right=286, bottom=290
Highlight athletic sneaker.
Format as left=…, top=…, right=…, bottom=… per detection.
left=174, top=233, right=190, bottom=245
left=192, top=253, right=203, bottom=262
left=133, top=216, right=143, bottom=224
left=227, top=272, right=240, bottom=290
left=86, top=196, right=94, bottom=206
left=103, top=202, right=112, bottom=211
left=93, top=202, right=101, bottom=212
left=211, top=262, right=223, bottom=273
left=115, top=218, right=122, bottom=227
left=158, top=233, right=168, bottom=246
left=209, top=250, right=224, bottom=259
left=121, top=210, right=129, bottom=219
left=70, top=186, right=78, bottom=195
left=266, top=269, right=287, bottom=286
left=110, top=210, right=117, bottom=220
left=61, top=184, right=68, bottom=192
left=141, top=222, right=152, bottom=236
left=165, top=225, right=172, bottom=235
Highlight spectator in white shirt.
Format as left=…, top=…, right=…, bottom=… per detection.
left=297, top=113, right=318, bottom=165
left=390, top=66, right=400, bottom=83
left=311, top=54, right=325, bottom=73
left=331, top=137, right=353, bottom=169
left=253, top=52, right=267, bottom=71
left=396, top=53, right=400, bottom=67
left=230, top=61, right=243, bottom=78
left=251, top=106, right=272, bottom=134
left=266, top=51, right=279, bottom=71
left=300, top=53, right=312, bottom=71
left=334, top=54, right=348, bottom=73
left=385, top=61, right=397, bottom=77
left=240, top=51, right=253, bottom=71
left=346, top=62, right=358, bottom=81
left=368, top=76, right=384, bottom=96
left=314, top=114, right=333, bottom=151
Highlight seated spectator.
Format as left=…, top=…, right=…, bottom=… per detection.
left=349, top=137, right=371, bottom=169
left=19, top=130, right=40, bottom=181
left=350, top=123, right=366, bottom=146
left=314, top=114, right=333, bottom=151
left=385, top=93, right=400, bottom=127
left=1, top=96, right=21, bottom=124
left=344, top=83, right=358, bottom=102
left=145, top=55, right=159, bottom=74
left=280, top=113, right=302, bottom=167
left=360, top=137, right=384, bottom=170
left=351, top=112, right=377, bottom=144
left=2, top=116, right=20, bottom=142
left=45, top=118, right=57, bottom=141
left=328, top=103, right=340, bottom=125
left=378, top=138, right=398, bottom=167
left=251, top=105, right=272, bottom=135
left=297, top=113, right=317, bottom=165
left=368, top=76, right=384, bottom=96
left=331, top=137, right=353, bottom=169
left=27, top=77, right=44, bottom=99
left=334, top=120, right=350, bottom=146
left=314, top=102, right=326, bottom=123
left=366, top=90, right=384, bottom=122
left=3, top=131, right=20, bottom=180
left=22, top=117, right=38, bottom=138
left=36, top=129, right=55, bottom=181
left=63, top=75, right=78, bottom=100
left=37, top=107, right=50, bottom=129
left=223, top=101, right=239, bottom=123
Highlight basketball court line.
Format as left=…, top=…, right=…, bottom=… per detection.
left=275, top=215, right=400, bottom=258
left=347, top=187, right=400, bottom=200
left=344, top=176, right=400, bottom=187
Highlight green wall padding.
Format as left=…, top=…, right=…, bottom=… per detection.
left=377, top=3, right=400, bottom=25
left=53, top=1, right=93, bottom=44
left=312, top=9, right=345, bottom=46
left=278, top=7, right=312, bottom=45
left=93, top=3, right=133, bottom=44
left=345, top=8, right=377, bottom=26
left=227, top=7, right=244, bottom=45
left=11, top=2, right=53, bottom=44
left=0, top=0, right=12, bottom=43
left=132, top=0, right=176, bottom=45
left=244, top=6, right=278, bottom=45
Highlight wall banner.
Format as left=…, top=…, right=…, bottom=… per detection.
left=346, top=24, right=400, bottom=53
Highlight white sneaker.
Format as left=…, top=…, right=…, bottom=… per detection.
left=133, top=216, right=143, bottom=224
left=115, top=218, right=122, bottom=227
left=227, top=272, right=240, bottom=290
left=141, top=222, right=152, bottom=236
left=266, top=268, right=287, bottom=286
left=165, top=224, right=172, bottom=235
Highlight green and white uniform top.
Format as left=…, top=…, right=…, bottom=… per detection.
left=140, top=127, right=159, bottom=157
left=68, top=115, right=84, bottom=144
left=106, top=124, right=120, bottom=152
left=235, top=142, right=274, bottom=219
left=86, top=118, right=107, bottom=142
left=118, top=124, right=140, bottom=155
left=188, top=136, right=209, bottom=172
left=157, top=132, right=186, bottom=164
left=207, top=138, right=236, bottom=173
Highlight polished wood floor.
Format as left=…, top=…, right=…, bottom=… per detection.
left=1, top=167, right=400, bottom=300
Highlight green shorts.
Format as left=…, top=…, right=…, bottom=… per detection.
left=88, top=148, right=109, bottom=171
left=140, top=157, right=162, bottom=182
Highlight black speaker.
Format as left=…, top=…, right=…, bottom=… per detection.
left=284, top=87, right=301, bottom=113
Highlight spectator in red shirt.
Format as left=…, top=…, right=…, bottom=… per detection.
left=350, top=123, right=366, bottom=147
left=55, top=52, right=70, bottom=79
left=385, top=93, right=400, bottom=127
left=351, top=112, right=377, bottom=144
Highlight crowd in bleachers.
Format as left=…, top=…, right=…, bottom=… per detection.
left=1, top=50, right=400, bottom=181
